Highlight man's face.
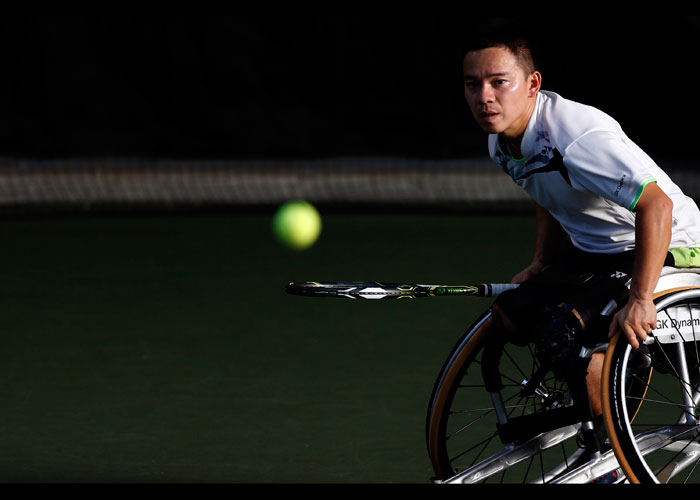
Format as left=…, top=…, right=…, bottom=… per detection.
left=463, top=46, right=540, bottom=139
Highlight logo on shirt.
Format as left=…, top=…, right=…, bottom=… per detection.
left=494, top=131, right=571, bottom=187
left=610, top=271, right=627, bottom=279
left=614, top=175, right=626, bottom=197
left=517, top=148, right=570, bottom=186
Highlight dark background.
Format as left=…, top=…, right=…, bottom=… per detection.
left=0, top=16, right=697, bottom=483
left=0, top=16, right=696, bottom=162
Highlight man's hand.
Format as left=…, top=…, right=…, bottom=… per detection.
left=511, top=261, right=545, bottom=284
left=608, top=296, right=657, bottom=350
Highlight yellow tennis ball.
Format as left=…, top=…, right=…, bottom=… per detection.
left=273, top=201, right=322, bottom=250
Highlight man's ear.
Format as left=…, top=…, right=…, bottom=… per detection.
left=528, top=71, right=542, bottom=98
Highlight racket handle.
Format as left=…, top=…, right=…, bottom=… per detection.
left=485, top=283, right=520, bottom=297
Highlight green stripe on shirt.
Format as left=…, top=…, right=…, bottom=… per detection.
left=629, top=178, right=657, bottom=211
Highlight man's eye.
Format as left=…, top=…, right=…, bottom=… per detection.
left=494, top=79, right=507, bottom=86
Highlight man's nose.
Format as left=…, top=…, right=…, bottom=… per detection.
left=478, top=84, right=494, bottom=104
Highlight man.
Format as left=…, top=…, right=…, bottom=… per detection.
left=463, top=38, right=700, bottom=418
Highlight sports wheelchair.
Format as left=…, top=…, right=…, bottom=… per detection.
left=426, top=267, right=700, bottom=484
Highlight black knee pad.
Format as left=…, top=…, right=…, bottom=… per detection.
left=535, top=304, right=583, bottom=380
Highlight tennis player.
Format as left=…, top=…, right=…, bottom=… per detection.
left=463, top=37, right=700, bottom=418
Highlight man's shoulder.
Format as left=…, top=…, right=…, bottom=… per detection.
left=539, top=90, right=609, bottom=119
left=537, top=91, right=624, bottom=148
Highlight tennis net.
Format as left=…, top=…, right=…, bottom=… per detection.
left=0, top=156, right=695, bottom=214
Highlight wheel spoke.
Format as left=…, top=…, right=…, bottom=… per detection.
left=657, top=309, right=699, bottom=393
left=447, top=430, right=499, bottom=466
left=539, top=448, right=546, bottom=483
left=522, top=453, right=534, bottom=482
left=502, top=347, right=530, bottom=382
left=683, top=453, right=700, bottom=484
left=626, top=396, right=693, bottom=409
left=654, top=436, right=696, bottom=482
left=447, top=407, right=495, bottom=440
left=450, top=403, right=534, bottom=415
left=640, top=344, right=697, bottom=407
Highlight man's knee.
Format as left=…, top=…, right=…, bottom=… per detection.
left=491, top=304, right=517, bottom=331
left=490, top=303, right=529, bottom=346
left=535, top=303, right=585, bottom=379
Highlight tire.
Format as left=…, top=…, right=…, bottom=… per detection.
left=426, top=310, right=584, bottom=483
left=603, top=287, right=700, bottom=484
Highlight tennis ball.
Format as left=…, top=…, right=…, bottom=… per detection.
left=273, top=201, right=322, bottom=250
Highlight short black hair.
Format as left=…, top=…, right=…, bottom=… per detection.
left=464, top=36, right=537, bottom=76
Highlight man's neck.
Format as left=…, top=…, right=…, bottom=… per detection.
left=500, top=134, right=524, bottom=159
left=501, top=95, right=538, bottom=160
left=506, top=137, right=524, bottom=159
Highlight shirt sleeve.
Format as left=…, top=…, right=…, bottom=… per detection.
left=562, top=130, right=658, bottom=211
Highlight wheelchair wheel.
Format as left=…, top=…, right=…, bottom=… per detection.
left=603, top=287, right=700, bottom=484
left=426, top=310, right=585, bottom=483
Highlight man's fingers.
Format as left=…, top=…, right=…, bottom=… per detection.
left=621, top=324, right=641, bottom=350
left=634, top=325, right=648, bottom=345
left=609, top=302, right=655, bottom=349
left=620, top=321, right=653, bottom=350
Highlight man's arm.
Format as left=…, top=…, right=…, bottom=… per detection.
left=608, top=182, right=673, bottom=349
left=511, top=203, right=566, bottom=284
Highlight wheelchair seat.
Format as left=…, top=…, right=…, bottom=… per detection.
left=655, top=266, right=700, bottom=292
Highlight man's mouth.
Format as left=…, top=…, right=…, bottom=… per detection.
left=480, top=110, right=499, bottom=121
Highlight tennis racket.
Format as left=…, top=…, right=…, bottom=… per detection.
left=285, top=281, right=519, bottom=300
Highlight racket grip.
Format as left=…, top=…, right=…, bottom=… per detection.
left=486, top=283, right=520, bottom=297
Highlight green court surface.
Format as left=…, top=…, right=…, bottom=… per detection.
left=0, top=212, right=535, bottom=483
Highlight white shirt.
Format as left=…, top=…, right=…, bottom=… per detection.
left=488, top=90, right=700, bottom=254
